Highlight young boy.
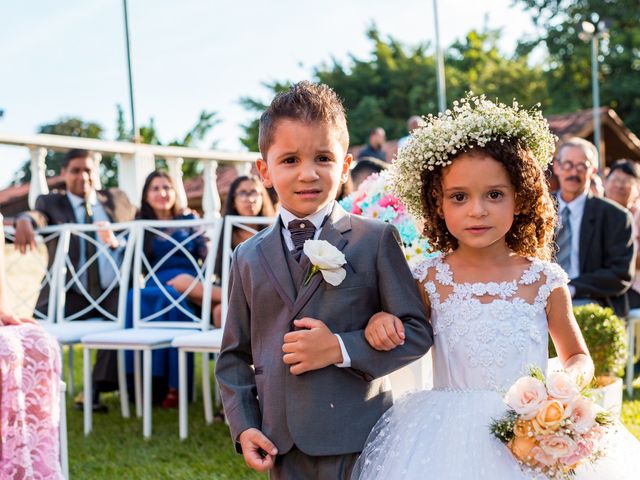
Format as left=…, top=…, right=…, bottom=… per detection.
left=215, top=81, right=433, bottom=479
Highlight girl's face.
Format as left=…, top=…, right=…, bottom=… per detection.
left=440, top=153, right=517, bottom=252
left=146, top=176, right=176, bottom=214
left=234, top=180, right=263, bottom=217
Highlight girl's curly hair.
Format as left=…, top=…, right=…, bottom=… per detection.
left=420, top=139, right=557, bottom=261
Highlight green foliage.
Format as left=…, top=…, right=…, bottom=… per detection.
left=549, top=304, right=628, bottom=377
left=239, top=26, right=551, bottom=151
left=514, top=0, right=640, bottom=133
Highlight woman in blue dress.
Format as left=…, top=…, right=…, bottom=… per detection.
left=125, top=170, right=207, bottom=408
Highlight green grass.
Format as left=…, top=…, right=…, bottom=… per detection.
left=64, top=346, right=640, bottom=478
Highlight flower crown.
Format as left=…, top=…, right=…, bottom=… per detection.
left=390, top=93, right=557, bottom=218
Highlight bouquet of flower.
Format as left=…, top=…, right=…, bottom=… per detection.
left=491, top=368, right=613, bottom=479
left=339, top=171, right=431, bottom=267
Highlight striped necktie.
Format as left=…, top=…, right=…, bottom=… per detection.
left=288, top=219, right=316, bottom=252
left=556, top=206, right=572, bottom=274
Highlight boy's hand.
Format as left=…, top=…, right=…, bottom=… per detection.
left=364, top=312, right=405, bottom=351
left=282, top=318, right=343, bottom=375
left=238, top=428, right=278, bottom=472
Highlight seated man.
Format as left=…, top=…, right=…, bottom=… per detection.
left=13, top=148, right=136, bottom=410
left=553, top=137, right=635, bottom=316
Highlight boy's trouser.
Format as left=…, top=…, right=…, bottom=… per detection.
left=270, top=446, right=359, bottom=480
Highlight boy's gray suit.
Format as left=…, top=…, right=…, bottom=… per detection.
left=215, top=203, right=433, bottom=472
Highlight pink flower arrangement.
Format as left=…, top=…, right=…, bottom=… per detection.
left=491, top=368, right=612, bottom=479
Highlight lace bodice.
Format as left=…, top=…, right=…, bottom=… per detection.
left=412, top=254, right=568, bottom=392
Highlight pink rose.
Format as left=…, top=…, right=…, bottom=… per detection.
left=546, top=371, right=580, bottom=403
left=567, top=396, right=597, bottom=434
left=530, top=446, right=556, bottom=467
left=504, top=376, right=548, bottom=419
left=538, top=434, right=577, bottom=460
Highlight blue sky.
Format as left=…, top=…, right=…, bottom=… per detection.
left=0, top=0, right=538, bottom=188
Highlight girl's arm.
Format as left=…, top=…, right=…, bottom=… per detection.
left=546, top=285, right=594, bottom=387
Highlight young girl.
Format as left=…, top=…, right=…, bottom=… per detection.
left=354, top=95, right=640, bottom=479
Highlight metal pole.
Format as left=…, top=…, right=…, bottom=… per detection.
left=591, top=35, right=602, bottom=172
left=123, top=0, right=137, bottom=141
left=433, top=0, right=446, bottom=113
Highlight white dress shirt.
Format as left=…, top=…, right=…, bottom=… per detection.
left=67, top=191, right=121, bottom=289
left=279, top=202, right=352, bottom=368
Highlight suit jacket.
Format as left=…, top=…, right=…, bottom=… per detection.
left=556, top=193, right=635, bottom=316
left=20, top=189, right=136, bottom=317
left=215, top=204, right=433, bottom=457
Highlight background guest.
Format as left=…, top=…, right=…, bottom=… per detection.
left=553, top=137, right=635, bottom=316
left=605, top=159, right=640, bottom=308
left=350, top=156, right=389, bottom=189
left=357, top=126, right=387, bottom=162
left=13, top=148, right=136, bottom=412
left=120, top=170, right=207, bottom=409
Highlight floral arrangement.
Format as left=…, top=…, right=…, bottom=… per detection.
left=303, top=239, right=346, bottom=286
left=491, top=367, right=613, bottom=479
left=339, top=170, right=431, bottom=267
left=390, top=93, right=558, bottom=218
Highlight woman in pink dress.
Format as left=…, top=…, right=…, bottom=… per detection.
left=0, top=214, right=63, bottom=479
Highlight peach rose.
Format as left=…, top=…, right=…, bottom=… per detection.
left=567, top=396, right=597, bottom=434
left=535, top=399, right=565, bottom=431
left=538, top=434, right=577, bottom=460
left=546, top=371, right=580, bottom=403
left=504, top=376, right=548, bottom=420
left=509, top=436, right=537, bottom=462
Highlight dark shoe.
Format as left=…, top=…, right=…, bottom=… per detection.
left=161, top=388, right=179, bottom=409
left=73, top=392, right=109, bottom=413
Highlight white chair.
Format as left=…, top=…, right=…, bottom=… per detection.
left=625, top=308, right=640, bottom=398
left=172, top=215, right=276, bottom=439
left=82, top=218, right=223, bottom=438
left=49, top=222, right=135, bottom=413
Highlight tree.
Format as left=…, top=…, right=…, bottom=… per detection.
left=515, top=0, right=640, bottom=132
left=239, top=26, right=549, bottom=150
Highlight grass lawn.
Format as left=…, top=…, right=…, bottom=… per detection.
left=64, top=347, right=640, bottom=479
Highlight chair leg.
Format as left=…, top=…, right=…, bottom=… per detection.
left=143, top=349, right=152, bottom=438
left=202, top=352, right=213, bottom=424
left=59, top=381, right=69, bottom=479
left=67, top=345, right=74, bottom=397
left=83, top=347, right=92, bottom=436
left=179, top=349, right=188, bottom=440
left=117, top=350, right=130, bottom=418
left=627, top=320, right=637, bottom=398
left=134, top=350, right=142, bottom=418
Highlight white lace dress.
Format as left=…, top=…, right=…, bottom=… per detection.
left=354, top=254, right=640, bottom=479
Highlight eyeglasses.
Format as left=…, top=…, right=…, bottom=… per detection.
left=236, top=190, right=260, bottom=200
left=558, top=160, right=591, bottom=173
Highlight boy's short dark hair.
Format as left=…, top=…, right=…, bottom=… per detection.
left=258, top=81, right=349, bottom=156
left=62, top=149, right=93, bottom=168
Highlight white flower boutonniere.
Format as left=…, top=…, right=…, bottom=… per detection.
left=303, top=239, right=346, bottom=286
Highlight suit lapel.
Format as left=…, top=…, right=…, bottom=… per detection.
left=290, top=204, right=351, bottom=320
left=257, top=222, right=296, bottom=312
left=579, top=194, right=596, bottom=273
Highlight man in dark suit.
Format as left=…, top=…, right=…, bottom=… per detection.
left=14, top=148, right=136, bottom=410
left=553, top=137, right=635, bottom=316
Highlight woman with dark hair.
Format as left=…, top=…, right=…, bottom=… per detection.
left=168, top=175, right=275, bottom=328
left=113, top=170, right=207, bottom=408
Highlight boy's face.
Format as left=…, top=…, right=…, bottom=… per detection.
left=256, top=119, right=352, bottom=218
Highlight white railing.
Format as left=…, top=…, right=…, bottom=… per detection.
left=0, top=132, right=260, bottom=218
